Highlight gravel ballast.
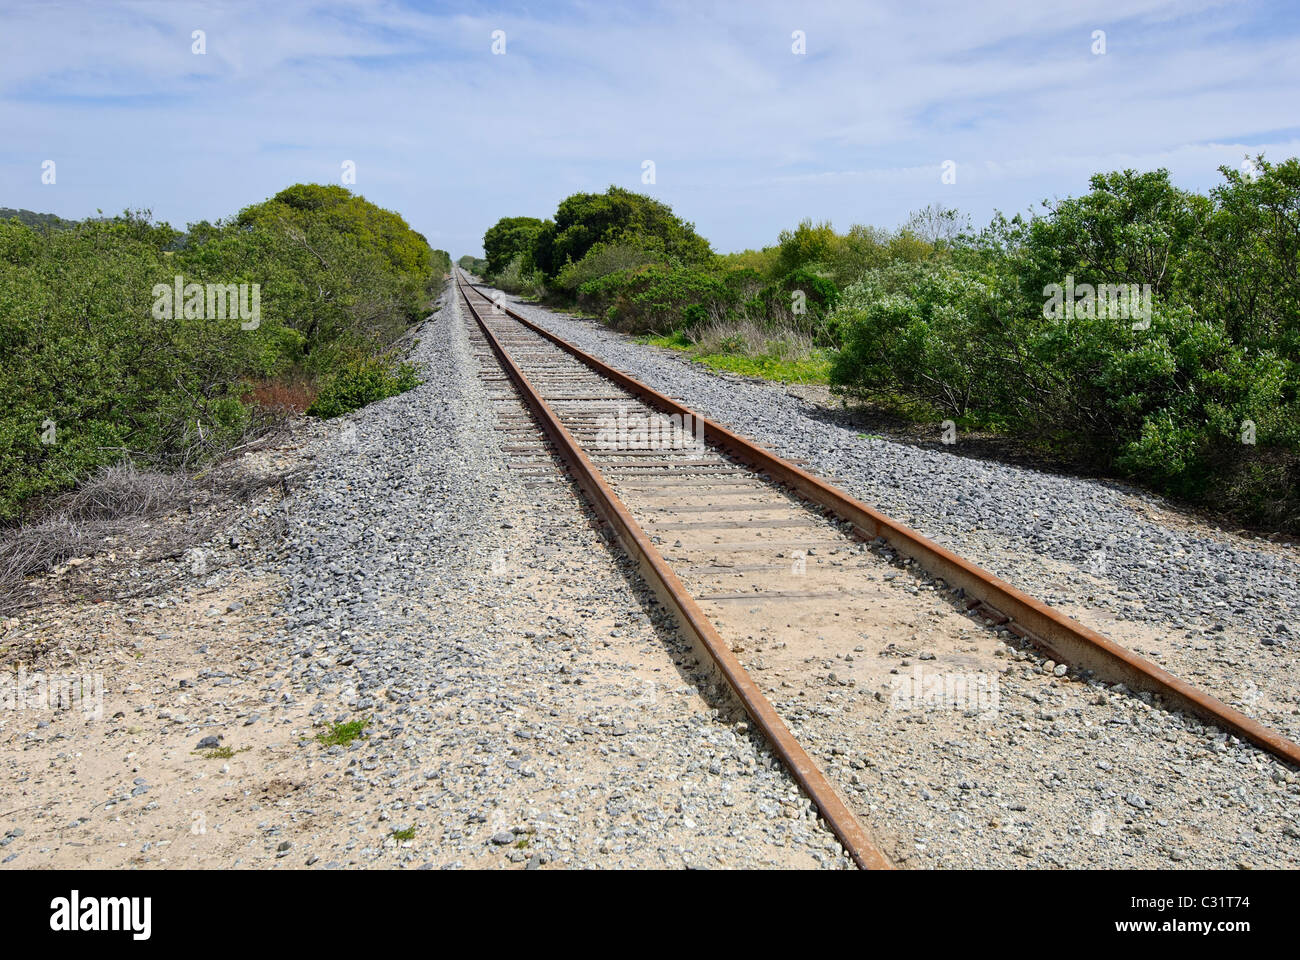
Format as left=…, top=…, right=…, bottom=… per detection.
left=263, top=283, right=849, bottom=868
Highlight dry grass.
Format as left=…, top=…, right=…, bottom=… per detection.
left=59, top=462, right=189, bottom=522
left=0, top=520, right=97, bottom=614
left=0, top=418, right=311, bottom=618
left=688, top=316, right=817, bottom=360
left=0, top=464, right=194, bottom=614
left=242, top=378, right=317, bottom=415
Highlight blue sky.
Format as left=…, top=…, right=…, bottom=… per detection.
left=2, top=0, right=1298, bottom=256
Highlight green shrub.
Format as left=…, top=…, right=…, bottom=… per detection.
left=774, top=219, right=838, bottom=276
left=493, top=253, right=546, bottom=298
left=776, top=267, right=840, bottom=310
left=578, top=264, right=731, bottom=333
left=530, top=186, right=712, bottom=281
left=554, top=240, right=665, bottom=295
left=0, top=214, right=253, bottom=519
left=830, top=208, right=1300, bottom=529
left=830, top=263, right=1009, bottom=421
left=715, top=248, right=780, bottom=278
left=306, top=357, right=420, bottom=419
left=741, top=267, right=843, bottom=344
left=1, top=185, right=441, bottom=522
left=483, top=217, right=544, bottom=277
left=720, top=267, right=766, bottom=301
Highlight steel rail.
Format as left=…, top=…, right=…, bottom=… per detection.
left=460, top=272, right=1300, bottom=770
left=456, top=273, right=892, bottom=870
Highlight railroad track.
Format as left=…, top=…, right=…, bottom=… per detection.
left=454, top=269, right=1300, bottom=870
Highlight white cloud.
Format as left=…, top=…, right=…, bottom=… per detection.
left=1, top=0, right=1295, bottom=254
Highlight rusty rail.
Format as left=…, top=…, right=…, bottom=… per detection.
left=461, top=272, right=1300, bottom=771
left=456, top=272, right=892, bottom=870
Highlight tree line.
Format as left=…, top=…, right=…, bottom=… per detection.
left=478, top=159, right=1300, bottom=531
left=0, top=184, right=450, bottom=522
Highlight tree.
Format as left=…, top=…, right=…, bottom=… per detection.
left=774, top=219, right=838, bottom=276
left=1191, top=156, right=1300, bottom=355
left=531, top=187, right=712, bottom=280
left=483, top=216, right=544, bottom=277
left=1020, top=169, right=1208, bottom=300
left=903, top=204, right=970, bottom=245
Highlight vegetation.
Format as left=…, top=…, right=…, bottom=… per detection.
left=306, top=356, right=420, bottom=419
left=482, top=216, right=544, bottom=277
left=457, top=254, right=488, bottom=274
left=316, top=717, right=370, bottom=746
left=830, top=158, right=1300, bottom=530
left=642, top=330, right=832, bottom=384
left=492, top=252, right=547, bottom=298
left=482, top=159, right=1300, bottom=531
left=529, top=186, right=713, bottom=281
left=0, top=185, right=446, bottom=523
left=0, top=207, right=79, bottom=231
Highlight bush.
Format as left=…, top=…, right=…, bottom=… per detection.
left=1, top=185, right=441, bottom=523
left=493, top=253, right=546, bottom=298
left=483, top=217, right=544, bottom=277
left=530, top=187, right=712, bottom=281
left=715, top=248, right=780, bottom=277
left=830, top=263, right=1010, bottom=420
left=578, top=264, right=731, bottom=333
left=747, top=268, right=841, bottom=344
left=306, top=357, right=420, bottom=419
left=720, top=267, right=766, bottom=301
left=830, top=228, right=1300, bottom=529
left=774, top=219, right=838, bottom=276
left=0, top=214, right=254, bottom=520
left=553, top=240, right=665, bottom=295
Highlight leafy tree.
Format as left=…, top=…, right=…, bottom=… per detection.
left=0, top=207, right=78, bottom=231
left=1190, top=156, right=1300, bottom=357
left=1017, top=168, right=1208, bottom=301
left=483, top=216, right=544, bottom=277
left=774, top=219, right=838, bottom=276
left=903, top=204, right=971, bottom=245
left=531, top=187, right=712, bottom=280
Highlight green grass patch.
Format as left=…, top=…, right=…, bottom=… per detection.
left=691, top=349, right=832, bottom=385
left=191, top=745, right=250, bottom=759
left=638, top=330, right=693, bottom=351
left=638, top=330, right=831, bottom=384
left=316, top=717, right=370, bottom=747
